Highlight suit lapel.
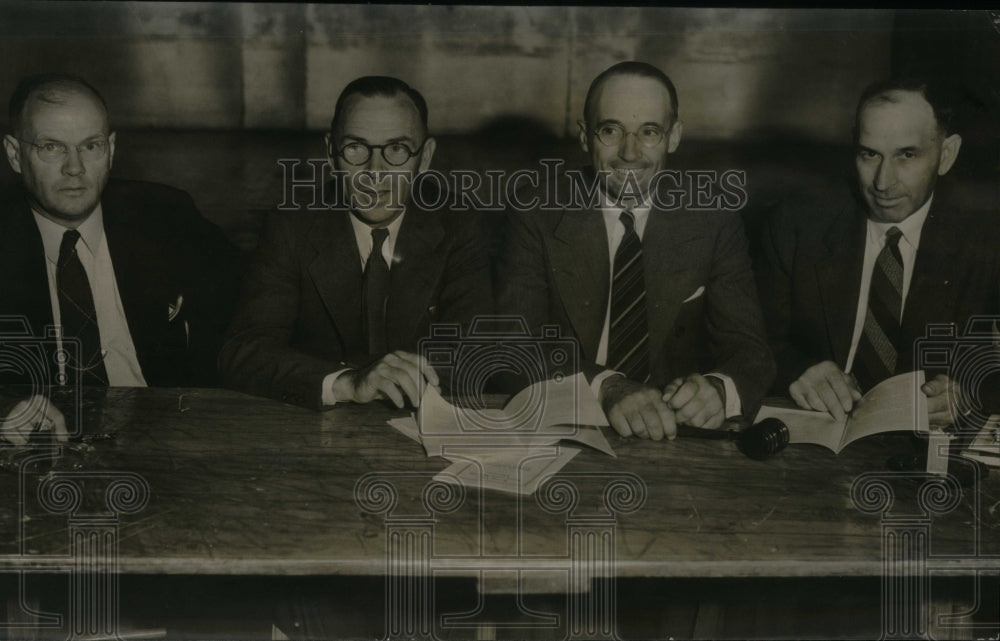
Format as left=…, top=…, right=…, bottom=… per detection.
left=102, top=196, right=170, bottom=363
left=308, top=211, right=364, bottom=349
left=0, top=189, right=54, bottom=333
left=550, top=208, right=608, bottom=358
left=815, top=200, right=866, bottom=368
left=387, top=211, right=446, bottom=345
left=899, top=201, right=960, bottom=368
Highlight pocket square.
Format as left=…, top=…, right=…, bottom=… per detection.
left=682, top=286, right=705, bottom=303
left=167, top=294, right=184, bottom=322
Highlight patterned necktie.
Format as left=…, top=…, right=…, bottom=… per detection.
left=853, top=226, right=904, bottom=392
left=57, top=229, right=108, bottom=386
left=363, top=227, right=390, bottom=354
left=607, top=210, right=650, bottom=382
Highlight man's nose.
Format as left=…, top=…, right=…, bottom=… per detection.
left=618, top=132, right=641, bottom=163
left=873, top=158, right=896, bottom=191
left=61, top=147, right=85, bottom=176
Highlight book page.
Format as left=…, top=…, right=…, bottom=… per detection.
left=839, top=371, right=927, bottom=451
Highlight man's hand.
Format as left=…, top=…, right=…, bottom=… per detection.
left=1, top=395, right=68, bottom=445
left=334, top=351, right=440, bottom=408
left=662, top=374, right=725, bottom=430
left=922, top=374, right=961, bottom=429
left=789, top=361, right=863, bottom=422
left=600, top=376, right=676, bottom=441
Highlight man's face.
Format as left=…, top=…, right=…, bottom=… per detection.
left=855, top=90, right=961, bottom=223
left=3, top=89, right=115, bottom=227
left=579, top=74, right=682, bottom=204
left=325, top=93, right=436, bottom=227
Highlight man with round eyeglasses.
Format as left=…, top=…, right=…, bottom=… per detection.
left=499, top=60, right=774, bottom=442
left=221, top=76, right=492, bottom=410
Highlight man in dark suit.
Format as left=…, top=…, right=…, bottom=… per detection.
left=498, top=61, right=774, bottom=441
left=758, top=77, right=1000, bottom=426
left=220, top=76, right=492, bottom=410
left=0, top=73, right=240, bottom=392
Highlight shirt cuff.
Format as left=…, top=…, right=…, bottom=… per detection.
left=321, top=368, right=355, bottom=406
left=591, top=369, right=625, bottom=403
left=706, top=372, right=742, bottom=418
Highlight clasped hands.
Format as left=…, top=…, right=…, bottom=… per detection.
left=790, top=360, right=959, bottom=428
left=601, top=373, right=726, bottom=440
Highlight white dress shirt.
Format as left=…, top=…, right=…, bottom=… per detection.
left=592, top=198, right=742, bottom=418
left=845, top=195, right=932, bottom=374
left=321, top=212, right=407, bottom=406
left=32, top=208, right=147, bottom=386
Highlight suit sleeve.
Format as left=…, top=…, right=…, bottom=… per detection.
left=436, top=213, right=494, bottom=328
left=756, top=202, right=818, bottom=395
left=704, top=211, right=776, bottom=418
left=219, top=214, right=343, bottom=410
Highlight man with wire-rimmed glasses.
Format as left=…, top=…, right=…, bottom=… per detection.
left=0, top=73, right=241, bottom=394
left=498, top=61, right=774, bottom=442
left=221, top=76, right=492, bottom=410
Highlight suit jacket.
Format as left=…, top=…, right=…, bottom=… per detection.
left=0, top=179, right=243, bottom=387
left=757, top=180, right=1000, bottom=412
left=219, top=201, right=494, bottom=410
left=497, top=170, right=775, bottom=417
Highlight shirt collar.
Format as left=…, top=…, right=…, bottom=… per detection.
left=348, top=210, right=406, bottom=252
left=867, top=193, right=932, bottom=251
left=31, top=205, right=105, bottom=263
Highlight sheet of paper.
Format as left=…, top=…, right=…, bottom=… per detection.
left=433, top=446, right=580, bottom=496
left=754, top=404, right=843, bottom=453
left=840, top=371, right=927, bottom=450
left=417, top=373, right=614, bottom=457
left=387, top=415, right=421, bottom=444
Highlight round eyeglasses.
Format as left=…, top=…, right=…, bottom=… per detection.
left=591, top=123, right=666, bottom=149
left=18, top=138, right=110, bottom=164
left=332, top=140, right=427, bottom=167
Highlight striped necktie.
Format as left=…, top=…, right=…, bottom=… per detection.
left=57, top=229, right=108, bottom=386
left=853, top=226, right=904, bottom=392
left=607, top=210, right=650, bottom=382
left=363, top=227, right=390, bottom=354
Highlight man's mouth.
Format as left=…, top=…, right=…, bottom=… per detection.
left=872, top=194, right=905, bottom=208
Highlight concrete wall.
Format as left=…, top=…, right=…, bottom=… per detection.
left=0, top=3, right=895, bottom=142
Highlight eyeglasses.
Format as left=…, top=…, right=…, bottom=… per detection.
left=18, top=138, right=110, bottom=164
left=332, top=139, right=426, bottom=167
left=592, top=123, right=667, bottom=149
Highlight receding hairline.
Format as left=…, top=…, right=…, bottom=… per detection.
left=333, top=91, right=427, bottom=139
left=856, top=89, right=943, bottom=137
left=13, top=79, right=109, bottom=136
left=584, top=64, right=679, bottom=128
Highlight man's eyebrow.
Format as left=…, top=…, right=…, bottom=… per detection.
left=856, top=144, right=879, bottom=154
left=895, top=145, right=922, bottom=154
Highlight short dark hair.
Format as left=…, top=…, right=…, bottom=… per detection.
left=329, top=76, right=428, bottom=136
left=8, top=73, right=108, bottom=136
left=854, top=77, right=957, bottom=138
left=584, top=61, right=679, bottom=128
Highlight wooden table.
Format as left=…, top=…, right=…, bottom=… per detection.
left=1, top=387, right=997, bottom=639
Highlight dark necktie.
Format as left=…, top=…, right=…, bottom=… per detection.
left=363, top=228, right=390, bottom=354
left=853, top=226, right=904, bottom=392
left=607, top=210, right=650, bottom=382
left=57, top=229, right=108, bottom=386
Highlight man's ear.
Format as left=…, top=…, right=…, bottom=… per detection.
left=578, top=119, right=589, bottom=153
left=107, top=131, right=116, bottom=170
left=937, top=133, right=962, bottom=176
left=666, top=120, right=683, bottom=154
left=418, top=137, right=436, bottom=173
left=3, top=135, right=22, bottom=175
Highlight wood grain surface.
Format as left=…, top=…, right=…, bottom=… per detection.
left=1, top=387, right=996, bottom=582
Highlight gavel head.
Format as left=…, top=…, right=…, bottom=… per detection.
left=738, top=418, right=790, bottom=461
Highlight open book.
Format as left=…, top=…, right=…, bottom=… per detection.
left=754, top=371, right=929, bottom=454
